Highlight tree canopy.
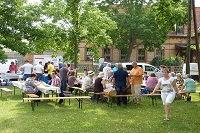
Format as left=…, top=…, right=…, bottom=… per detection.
left=152, top=0, right=188, bottom=31
left=97, top=0, right=170, bottom=61
left=0, top=0, right=117, bottom=67
left=0, top=0, right=37, bottom=62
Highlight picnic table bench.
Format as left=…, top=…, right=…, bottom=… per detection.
left=23, top=96, right=91, bottom=111
left=72, top=87, right=94, bottom=96
left=0, top=88, right=13, bottom=99
left=105, top=94, right=161, bottom=107
left=178, top=91, right=199, bottom=100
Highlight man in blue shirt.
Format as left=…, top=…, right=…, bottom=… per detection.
left=113, top=63, right=129, bottom=106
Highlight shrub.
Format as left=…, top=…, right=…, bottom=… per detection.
left=150, top=56, right=183, bottom=66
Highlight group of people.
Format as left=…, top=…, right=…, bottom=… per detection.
left=20, top=59, right=196, bottom=121
left=20, top=60, right=77, bottom=104
left=81, top=63, right=117, bottom=100
left=81, top=62, right=196, bottom=121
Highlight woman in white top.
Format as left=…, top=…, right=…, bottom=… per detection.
left=152, top=68, right=180, bottom=121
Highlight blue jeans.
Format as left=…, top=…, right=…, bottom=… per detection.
left=59, top=80, right=67, bottom=104
left=86, top=88, right=95, bottom=99
left=23, top=74, right=31, bottom=81
left=36, top=73, right=43, bottom=81
left=139, top=88, right=149, bottom=95
left=60, top=80, right=67, bottom=93
left=115, top=86, right=127, bottom=105
left=43, top=76, right=48, bottom=84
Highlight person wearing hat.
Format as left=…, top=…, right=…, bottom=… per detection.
left=94, top=72, right=106, bottom=93
left=93, top=72, right=106, bottom=100
left=82, top=70, right=95, bottom=99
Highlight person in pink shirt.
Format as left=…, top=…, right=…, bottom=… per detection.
left=139, top=73, right=158, bottom=94
left=9, top=62, right=18, bottom=74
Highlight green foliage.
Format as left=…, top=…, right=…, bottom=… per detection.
left=31, top=0, right=117, bottom=63
left=0, top=0, right=116, bottom=65
left=0, top=48, right=7, bottom=63
left=97, top=0, right=169, bottom=61
left=150, top=56, right=184, bottom=66
left=0, top=0, right=34, bottom=59
left=152, top=0, right=188, bottom=31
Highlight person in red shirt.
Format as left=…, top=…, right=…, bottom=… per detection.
left=9, top=62, right=18, bottom=74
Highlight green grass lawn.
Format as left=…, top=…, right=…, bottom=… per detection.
left=0, top=86, right=200, bottom=133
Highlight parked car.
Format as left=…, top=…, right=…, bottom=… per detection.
left=98, top=62, right=116, bottom=72
left=182, top=63, right=199, bottom=81
left=122, top=62, right=160, bottom=76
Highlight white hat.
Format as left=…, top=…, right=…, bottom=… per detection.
left=98, top=72, right=104, bottom=78
left=88, top=71, right=95, bottom=76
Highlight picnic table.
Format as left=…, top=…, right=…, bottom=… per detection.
left=12, top=81, right=60, bottom=95
left=12, top=81, right=25, bottom=95
left=2, top=74, right=19, bottom=85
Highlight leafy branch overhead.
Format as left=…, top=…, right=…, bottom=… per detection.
left=0, top=0, right=117, bottom=63
left=152, top=0, right=188, bottom=31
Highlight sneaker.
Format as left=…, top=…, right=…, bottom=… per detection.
left=188, top=96, right=191, bottom=101
left=186, top=97, right=189, bottom=101
left=164, top=117, right=170, bottom=121
left=187, top=96, right=191, bottom=101
left=134, top=102, right=137, bottom=105
left=58, top=100, right=63, bottom=104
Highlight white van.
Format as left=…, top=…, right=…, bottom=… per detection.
left=182, top=63, right=198, bottom=80
left=122, top=62, right=160, bottom=76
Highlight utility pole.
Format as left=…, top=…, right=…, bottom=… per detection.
left=192, top=0, right=200, bottom=81
left=186, top=0, right=192, bottom=75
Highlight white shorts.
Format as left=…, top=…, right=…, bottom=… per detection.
left=161, top=92, right=176, bottom=105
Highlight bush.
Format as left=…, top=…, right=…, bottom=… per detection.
left=150, top=56, right=183, bottom=66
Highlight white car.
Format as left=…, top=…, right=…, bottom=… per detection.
left=122, top=62, right=160, bottom=76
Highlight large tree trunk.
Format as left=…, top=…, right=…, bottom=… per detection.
left=124, top=34, right=135, bottom=62
left=186, top=0, right=191, bottom=75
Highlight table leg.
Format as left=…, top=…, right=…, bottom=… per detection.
left=22, top=92, right=25, bottom=102
left=78, top=99, right=80, bottom=108
left=80, top=99, right=83, bottom=109
left=14, top=86, right=15, bottom=95
left=151, top=96, right=156, bottom=105
left=31, top=101, right=35, bottom=111
left=77, top=98, right=82, bottom=109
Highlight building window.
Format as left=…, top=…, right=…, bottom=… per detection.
left=138, top=49, right=145, bottom=61
left=156, top=49, right=163, bottom=57
left=104, top=48, right=110, bottom=61
left=176, top=25, right=184, bottom=35
left=121, top=50, right=126, bottom=60
left=86, top=48, right=93, bottom=60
